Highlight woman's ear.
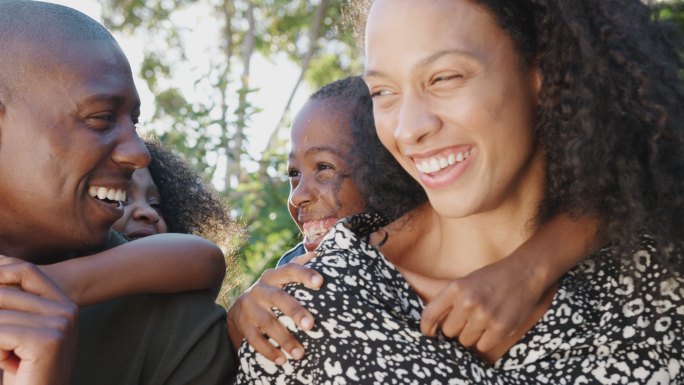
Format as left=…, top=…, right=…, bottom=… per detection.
left=530, top=58, right=543, bottom=103
left=530, top=66, right=543, bottom=103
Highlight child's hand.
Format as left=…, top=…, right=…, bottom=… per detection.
left=227, top=252, right=321, bottom=365
left=420, top=255, right=544, bottom=354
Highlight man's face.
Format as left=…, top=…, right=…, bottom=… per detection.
left=0, top=40, right=150, bottom=261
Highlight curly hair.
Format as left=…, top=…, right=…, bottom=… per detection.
left=350, top=0, right=684, bottom=270
left=144, top=138, right=242, bottom=256
left=311, top=76, right=428, bottom=222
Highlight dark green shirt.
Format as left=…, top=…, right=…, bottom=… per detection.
left=71, top=231, right=236, bottom=384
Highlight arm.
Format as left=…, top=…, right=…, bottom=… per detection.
left=227, top=252, right=321, bottom=364
left=421, top=213, right=601, bottom=353
left=40, top=233, right=225, bottom=307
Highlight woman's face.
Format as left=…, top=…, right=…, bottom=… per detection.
left=112, top=167, right=168, bottom=239
left=287, top=99, right=366, bottom=251
left=364, top=0, right=543, bottom=220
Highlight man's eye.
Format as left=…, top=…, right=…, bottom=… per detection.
left=87, top=113, right=116, bottom=129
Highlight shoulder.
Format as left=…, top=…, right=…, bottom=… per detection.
left=75, top=290, right=236, bottom=385
left=276, top=242, right=306, bottom=266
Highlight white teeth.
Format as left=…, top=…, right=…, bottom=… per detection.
left=89, top=186, right=126, bottom=203
left=97, top=187, right=108, bottom=200
left=303, top=225, right=329, bottom=240
left=415, top=148, right=473, bottom=174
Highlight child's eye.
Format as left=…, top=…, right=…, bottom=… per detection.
left=287, top=168, right=300, bottom=178
left=316, top=163, right=334, bottom=172
left=149, top=201, right=163, bottom=213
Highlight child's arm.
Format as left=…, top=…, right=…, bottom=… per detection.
left=40, top=233, right=226, bottom=307
left=421, top=213, right=600, bottom=354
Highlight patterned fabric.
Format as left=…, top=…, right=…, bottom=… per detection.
left=237, top=213, right=684, bottom=385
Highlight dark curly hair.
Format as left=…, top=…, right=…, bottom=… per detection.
left=144, top=138, right=242, bottom=256
left=349, top=0, right=684, bottom=271
left=311, top=76, right=428, bottom=222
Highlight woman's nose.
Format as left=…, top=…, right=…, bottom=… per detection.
left=394, top=94, right=441, bottom=145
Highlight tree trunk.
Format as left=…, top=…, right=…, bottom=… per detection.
left=261, top=0, right=332, bottom=158
left=229, top=0, right=256, bottom=185
left=218, top=0, right=236, bottom=189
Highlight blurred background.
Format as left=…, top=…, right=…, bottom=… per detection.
left=46, top=0, right=683, bottom=303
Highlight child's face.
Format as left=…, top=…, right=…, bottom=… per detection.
left=287, top=99, right=366, bottom=251
left=112, top=167, right=168, bottom=239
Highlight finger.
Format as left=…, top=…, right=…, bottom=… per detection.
left=475, top=325, right=509, bottom=353
left=255, top=316, right=305, bottom=361
left=0, top=262, right=68, bottom=302
left=437, top=307, right=468, bottom=339
left=258, top=287, right=315, bottom=331
left=291, top=251, right=316, bottom=265
left=458, top=317, right=486, bottom=348
left=0, top=288, right=76, bottom=319
left=259, top=265, right=323, bottom=290
left=242, top=327, right=287, bottom=366
left=421, top=289, right=458, bottom=336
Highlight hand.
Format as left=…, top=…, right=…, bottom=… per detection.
left=421, top=255, right=543, bottom=354
left=227, top=252, right=321, bottom=365
left=0, top=256, right=79, bottom=385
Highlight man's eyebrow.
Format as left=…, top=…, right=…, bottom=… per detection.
left=365, top=49, right=476, bottom=79
left=79, top=94, right=141, bottom=110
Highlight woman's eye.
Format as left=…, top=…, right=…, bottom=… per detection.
left=432, top=74, right=463, bottom=84
left=370, top=89, right=393, bottom=98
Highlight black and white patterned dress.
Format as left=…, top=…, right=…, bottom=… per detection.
left=236, top=213, right=684, bottom=384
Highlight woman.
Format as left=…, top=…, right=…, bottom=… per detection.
left=237, top=0, right=684, bottom=383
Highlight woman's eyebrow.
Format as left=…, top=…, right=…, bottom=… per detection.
left=365, top=49, right=478, bottom=80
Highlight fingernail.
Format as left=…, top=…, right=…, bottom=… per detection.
left=275, top=357, right=286, bottom=366
left=300, top=317, right=313, bottom=330
left=291, top=348, right=304, bottom=360
left=310, top=275, right=323, bottom=287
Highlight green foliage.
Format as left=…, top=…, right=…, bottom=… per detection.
left=656, top=1, right=684, bottom=31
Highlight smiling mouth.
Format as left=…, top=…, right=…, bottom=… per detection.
left=88, top=186, right=126, bottom=206
left=301, top=217, right=339, bottom=250
left=414, top=147, right=475, bottom=174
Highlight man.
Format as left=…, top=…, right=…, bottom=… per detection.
left=0, top=1, right=235, bottom=383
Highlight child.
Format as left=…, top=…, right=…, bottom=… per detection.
left=40, top=140, right=240, bottom=307
left=228, top=76, right=598, bottom=366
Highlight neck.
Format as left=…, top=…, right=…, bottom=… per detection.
left=382, top=147, right=545, bottom=280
